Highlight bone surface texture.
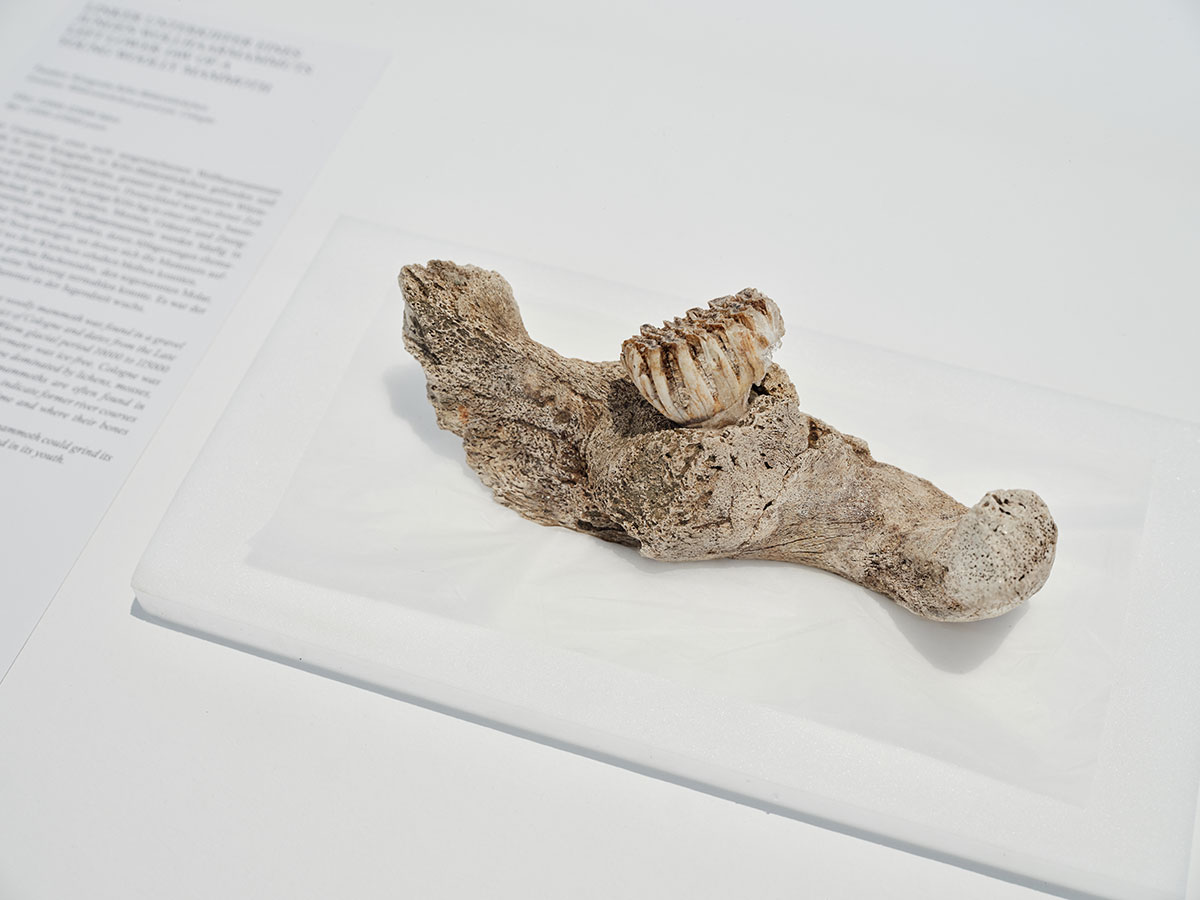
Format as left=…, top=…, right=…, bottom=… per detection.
left=400, top=261, right=1057, bottom=622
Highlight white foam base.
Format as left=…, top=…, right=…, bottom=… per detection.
left=134, top=218, right=1200, bottom=899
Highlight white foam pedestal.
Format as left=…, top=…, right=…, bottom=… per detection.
left=134, top=218, right=1200, bottom=900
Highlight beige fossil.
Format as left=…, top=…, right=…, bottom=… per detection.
left=621, top=289, right=785, bottom=427
left=401, top=260, right=1057, bottom=622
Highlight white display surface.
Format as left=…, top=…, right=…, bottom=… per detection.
left=2, top=1, right=1197, bottom=898
left=135, top=219, right=1200, bottom=899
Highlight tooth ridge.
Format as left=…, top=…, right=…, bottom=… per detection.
left=620, top=289, right=786, bottom=427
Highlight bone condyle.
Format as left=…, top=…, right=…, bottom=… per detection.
left=400, top=261, right=1058, bottom=622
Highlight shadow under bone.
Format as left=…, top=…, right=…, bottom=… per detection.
left=871, top=587, right=1029, bottom=674
left=383, top=362, right=473, bottom=466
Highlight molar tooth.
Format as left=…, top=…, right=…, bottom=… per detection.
left=622, top=342, right=652, bottom=396
left=699, top=332, right=738, bottom=396
left=620, top=289, right=785, bottom=427
left=671, top=337, right=717, bottom=414
left=645, top=344, right=686, bottom=422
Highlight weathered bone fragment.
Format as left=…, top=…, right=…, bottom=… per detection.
left=400, top=261, right=1057, bottom=622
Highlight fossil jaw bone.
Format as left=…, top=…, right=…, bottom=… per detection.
left=621, top=289, right=785, bottom=427
left=400, top=261, right=1058, bottom=622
